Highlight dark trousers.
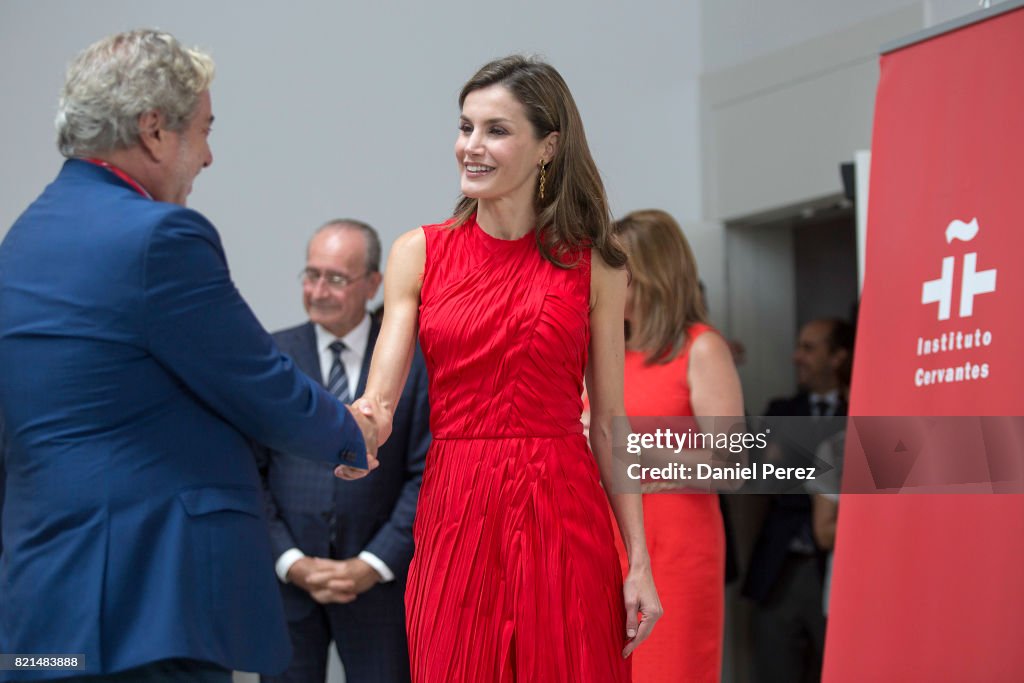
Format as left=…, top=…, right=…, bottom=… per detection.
left=262, top=581, right=410, bottom=683
left=751, top=554, right=827, bottom=683
left=34, top=659, right=230, bottom=683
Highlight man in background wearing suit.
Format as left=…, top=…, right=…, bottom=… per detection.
left=0, top=30, right=376, bottom=683
left=258, top=220, right=429, bottom=683
left=744, top=318, right=854, bottom=683
left=765, top=318, right=853, bottom=419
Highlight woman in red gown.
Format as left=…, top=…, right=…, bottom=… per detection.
left=353, top=56, right=661, bottom=682
left=613, top=209, right=744, bottom=682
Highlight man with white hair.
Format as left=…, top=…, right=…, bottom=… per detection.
left=0, top=29, right=377, bottom=683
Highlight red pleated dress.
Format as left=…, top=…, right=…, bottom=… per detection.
left=405, top=217, right=630, bottom=683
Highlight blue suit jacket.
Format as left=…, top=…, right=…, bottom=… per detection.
left=0, top=413, right=5, bottom=553
left=0, top=160, right=366, bottom=679
left=257, top=320, right=429, bottom=618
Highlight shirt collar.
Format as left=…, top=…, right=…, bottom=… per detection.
left=809, top=389, right=840, bottom=406
left=314, top=313, right=371, bottom=359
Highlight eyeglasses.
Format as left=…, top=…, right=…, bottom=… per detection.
left=300, top=268, right=370, bottom=290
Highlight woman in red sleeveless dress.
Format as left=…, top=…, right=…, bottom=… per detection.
left=612, top=209, right=744, bottom=682
left=353, top=57, right=661, bottom=682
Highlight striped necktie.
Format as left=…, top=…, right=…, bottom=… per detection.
left=327, top=340, right=351, bottom=404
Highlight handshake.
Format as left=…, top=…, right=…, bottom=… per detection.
left=334, top=396, right=393, bottom=481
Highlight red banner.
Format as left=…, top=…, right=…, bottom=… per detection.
left=824, top=8, right=1024, bottom=682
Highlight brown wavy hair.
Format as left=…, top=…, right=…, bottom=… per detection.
left=614, top=209, right=707, bottom=364
left=453, top=55, right=625, bottom=270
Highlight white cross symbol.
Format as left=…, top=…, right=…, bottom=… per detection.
left=921, top=218, right=997, bottom=320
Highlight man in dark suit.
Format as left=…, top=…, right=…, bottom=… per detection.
left=766, top=318, right=853, bottom=419
left=257, top=220, right=429, bottom=683
left=0, top=30, right=376, bottom=683
left=744, top=318, right=854, bottom=683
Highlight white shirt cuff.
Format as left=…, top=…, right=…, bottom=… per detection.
left=358, top=551, right=395, bottom=583
left=275, top=548, right=307, bottom=583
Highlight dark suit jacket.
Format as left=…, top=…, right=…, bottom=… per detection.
left=0, top=413, right=5, bottom=554
left=766, top=393, right=813, bottom=418
left=0, top=160, right=365, bottom=679
left=257, top=319, right=429, bottom=619
left=743, top=393, right=846, bottom=602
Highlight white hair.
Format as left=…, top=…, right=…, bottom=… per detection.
left=56, top=29, right=215, bottom=157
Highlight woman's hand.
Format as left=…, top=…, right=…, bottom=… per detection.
left=622, top=562, right=663, bottom=658
left=351, top=395, right=394, bottom=447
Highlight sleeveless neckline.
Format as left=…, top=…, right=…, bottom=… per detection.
left=472, top=216, right=535, bottom=244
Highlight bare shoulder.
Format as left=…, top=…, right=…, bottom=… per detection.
left=381, top=228, right=428, bottom=303
left=394, top=227, right=426, bottom=257
left=589, top=247, right=625, bottom=280
left=688, top=328, right=741, bottom=394
left=687, top=325, right=743, bottom=414
left=387, top=228, right=427, bottom=271
left=589, top=248, right=627, bottom=307
left=689, top=328, right=732, bottom=365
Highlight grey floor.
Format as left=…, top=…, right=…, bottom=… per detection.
left=233, top=644, right=345, bottom=683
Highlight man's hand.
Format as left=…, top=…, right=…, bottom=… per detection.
left=287, top=557, right=355, bottom=603
left=287, top=556, right=382, bottom=604
left=335, top=405, right=379, bottom=480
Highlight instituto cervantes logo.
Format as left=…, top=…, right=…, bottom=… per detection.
left=914, top=218, right=997, bottom=387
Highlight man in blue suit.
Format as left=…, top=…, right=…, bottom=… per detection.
left=257, top=220, right=429, bottom=683
left=0, top=30, right=377, bottom=683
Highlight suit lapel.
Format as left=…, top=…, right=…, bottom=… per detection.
left=355, top=316, right=380, bottom=398
left=295, top=322, right=324, bottom=386
left=836, top=397, right=849, bottom=417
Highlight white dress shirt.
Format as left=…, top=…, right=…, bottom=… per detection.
left=808, top=389, right=841, bottom=417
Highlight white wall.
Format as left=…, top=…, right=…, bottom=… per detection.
left=700, top=0, right=1014, bottom=222
left=701, top=0, right=917, bottom=72
left=698, top=0, right=1008, bottom=416
left=0, top=0, right=702, bottom=331
left=701, top=0, right=1006, bottom=73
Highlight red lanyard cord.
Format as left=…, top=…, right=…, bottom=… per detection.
left=81, top=158, right=153, bottom=199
